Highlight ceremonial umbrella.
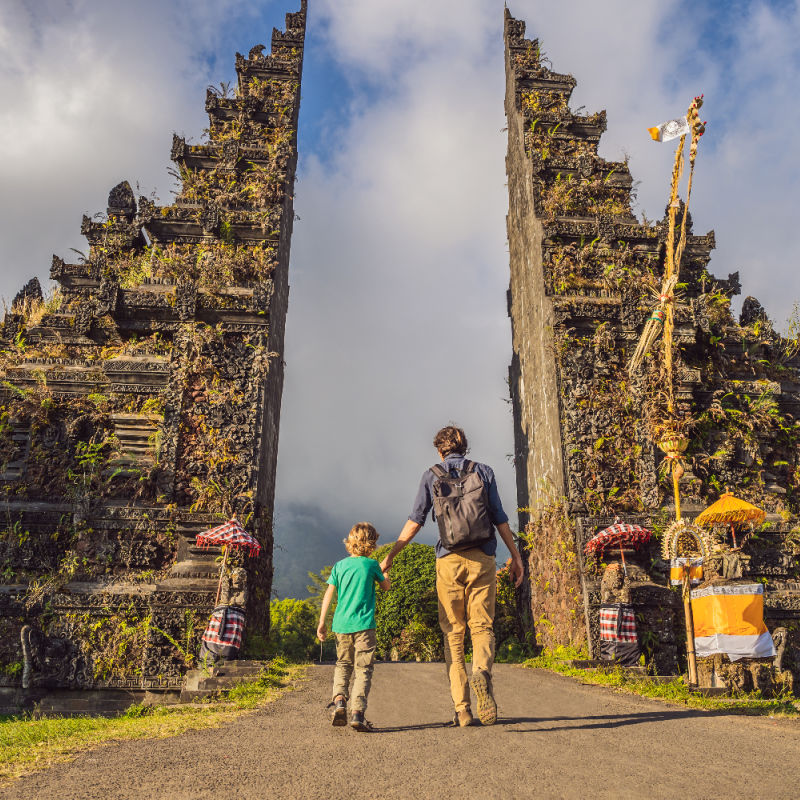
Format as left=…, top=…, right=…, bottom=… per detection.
left=584, top=521, right=651, bottom=575
left=196, top=519, right=261, bottom=604
left=694, top=493, right=766, bottom=548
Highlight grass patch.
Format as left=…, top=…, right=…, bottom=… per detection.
left=0, top=658, right=304, bottom=786
left=523, top=646, right=799, bottom=717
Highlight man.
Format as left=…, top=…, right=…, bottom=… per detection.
left=380, top=425, right=524, bottom=727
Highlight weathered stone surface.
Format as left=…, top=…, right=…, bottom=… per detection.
left=504, top=7, right=800, bottom=676
left=0, top=2, right=307, bottom=696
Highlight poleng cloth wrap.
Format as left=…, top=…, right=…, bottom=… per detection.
left=202, top=605, right=245, bottom=650
left=691, top=583, right=776, bottom=661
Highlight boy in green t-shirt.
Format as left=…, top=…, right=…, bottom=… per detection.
left=317, top=522, right=390, bottom=731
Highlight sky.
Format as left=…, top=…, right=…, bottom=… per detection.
left=1, top=0, right=799, bottom=596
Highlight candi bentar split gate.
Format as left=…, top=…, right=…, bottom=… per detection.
left=1, top=3, right=799, bottom=708
left=0, top=2, right=307, bottom=710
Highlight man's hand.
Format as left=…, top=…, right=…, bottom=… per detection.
left=379, top=557, right=392, bottom=574
left=496, top=522, right=525, bottom=588
left=316, top=622, right=327, bottom=642
left=508, top=553, right=525, bottom=588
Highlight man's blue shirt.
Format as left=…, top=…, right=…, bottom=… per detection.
left=409, top=452, right=509, bottom=558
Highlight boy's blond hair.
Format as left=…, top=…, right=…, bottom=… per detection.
left=344, top=522, right=379, bottom=557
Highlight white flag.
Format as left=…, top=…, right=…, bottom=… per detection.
left=648, top=116, right=690, bottom=142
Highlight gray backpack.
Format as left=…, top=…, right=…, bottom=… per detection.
left=431, top=460, right=494, bottom=551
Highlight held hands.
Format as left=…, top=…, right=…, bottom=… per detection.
left=316, top=622, right=327, bottom=642
left=379, top=557, right=392, bottom=574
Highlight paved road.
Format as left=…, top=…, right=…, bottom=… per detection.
left=4, top=663, right=800, bottom=799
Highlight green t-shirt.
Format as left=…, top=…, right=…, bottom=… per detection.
left=327, top=556, right=385, bottom=633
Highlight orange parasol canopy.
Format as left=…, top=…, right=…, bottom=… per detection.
left=694, top=493, right=766, bottom=528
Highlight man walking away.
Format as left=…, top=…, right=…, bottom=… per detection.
left=380, top=426, right=524, bottom=727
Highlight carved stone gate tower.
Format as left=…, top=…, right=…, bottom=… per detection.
left=505, top=8, right=800, bottom=674
left=0, top=2, right=306, bottom=702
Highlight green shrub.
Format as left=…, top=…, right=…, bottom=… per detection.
left=493, top=564, right=535, bottom=661
left=267, top=598, right=317, bottom=661
left=373, top=542, right=440, bottom=659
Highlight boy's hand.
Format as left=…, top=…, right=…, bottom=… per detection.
left=316, top=622, right=327, bottom=642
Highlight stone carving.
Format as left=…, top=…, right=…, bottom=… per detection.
left=600, top=563, right=631, bottom=604
left=12, top=277, right=42, bottom=309
left=504, top=7, right=800, bottom=678
left=107, top=180, right=137, bottom=218
left=0, top=2, right=305, bottom=697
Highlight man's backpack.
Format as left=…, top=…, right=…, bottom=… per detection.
left=431, top=460, right=494, bottom=551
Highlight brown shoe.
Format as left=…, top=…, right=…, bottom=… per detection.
left=350, top=711, right=374, bottom=732
left=470, top=670, right=497, bottom=726
left=454, top=709, right=474, bottom=728
left=330, top=696, right=347, bottom=726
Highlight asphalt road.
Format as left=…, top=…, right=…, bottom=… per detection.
left=4, top=663, right=800, bottom=799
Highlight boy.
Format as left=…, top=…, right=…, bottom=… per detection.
left=317, top=522, right=390, bottom=731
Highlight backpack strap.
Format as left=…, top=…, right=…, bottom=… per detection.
left=430, top=463, right=449, bottom=479
left=460, top=459, right=477, bottom=477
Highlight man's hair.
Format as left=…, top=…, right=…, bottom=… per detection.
left=344, top=522, right=379, bottom=557
left=433, top=425, right=468, bottom=457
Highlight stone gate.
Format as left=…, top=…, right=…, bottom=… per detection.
left=504, top=8, right=800, bottom=679
left=0, top=2, right=307, bottom=705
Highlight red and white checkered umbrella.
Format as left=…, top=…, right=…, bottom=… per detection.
left=197, top=519, right=261, bottom=606
left=196, top=519, right=261, bottom=556
left=584, top=521, right=651, bottom=559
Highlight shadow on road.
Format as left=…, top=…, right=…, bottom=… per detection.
left=374, top=721, right=452, bottom=733
left=500, top=708, right=728, bottom=732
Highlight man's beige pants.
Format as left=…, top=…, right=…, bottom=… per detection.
left=436, top=547, right=496, bottom=712
left=332, top=629, right=377, bottom=714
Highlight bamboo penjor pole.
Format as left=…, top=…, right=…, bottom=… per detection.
left=645, top=97, right=706, bottom=687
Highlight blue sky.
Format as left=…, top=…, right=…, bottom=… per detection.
left=1, top=0, right=799, bottom=595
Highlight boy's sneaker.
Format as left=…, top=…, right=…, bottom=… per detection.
left=350, top=711, right=374, bottom=732
left=330, top=696, right=347, bottom=727
left=470, top=669, right=497, bottom=726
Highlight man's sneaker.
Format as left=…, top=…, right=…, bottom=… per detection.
left=453, top=708, right=474, bottom=728
left=350, top=711, right=374, bottom=732
left=330, top=696, right=347, bottom=727
left=470, top=669, right=497, bottom=726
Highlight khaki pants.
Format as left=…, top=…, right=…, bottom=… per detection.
left=332, top=629, right=377, bottom=714
left=436, top=547, right=496, bottom=712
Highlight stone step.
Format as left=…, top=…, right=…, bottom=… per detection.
left=180, top=659, right=270, bottom=701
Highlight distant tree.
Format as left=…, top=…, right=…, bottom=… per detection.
left=373, top=542, right=441, bottom=660
left=306, top=565, right=333, bottom=612
left=268, top=598, right=318, bottom=661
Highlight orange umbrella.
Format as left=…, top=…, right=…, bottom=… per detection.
left=694, top=492, right=765, bottom=548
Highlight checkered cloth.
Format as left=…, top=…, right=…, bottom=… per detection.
left=599, top=603, right=637, bottom=643
left=584, top=523, right=651, bottom=555
left=202, top=605, right=245, bottom=650
left=196, top=520, right=261, bottom=556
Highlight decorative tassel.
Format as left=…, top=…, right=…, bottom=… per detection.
left=628, top=275, right=678, bottom=376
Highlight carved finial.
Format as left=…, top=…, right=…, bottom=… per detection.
left=11, top=277, right=43, bottom=311
left=248, top=44, right=266, bottom=60
left=107, top=181, right=136, bottom=219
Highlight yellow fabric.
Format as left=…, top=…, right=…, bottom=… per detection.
left=436, top=548, right=496, bottom=713
left=670, top=563, right=703, bottom=584
left=695, top=492, right=765, bottom=527
left=692, top=591, right=767, bottom=638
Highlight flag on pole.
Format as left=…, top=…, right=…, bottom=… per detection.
left=691, top=583, right=776, bottom=661
left=648, top=116, right=691, bottom=142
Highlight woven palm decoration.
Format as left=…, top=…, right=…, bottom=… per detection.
left=661, top=519, right=712, bottom=562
